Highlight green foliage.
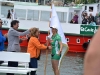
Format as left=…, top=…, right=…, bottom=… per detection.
left=65, top=0, right=73, bottom=2
left=88, top=0, right=96, bottom=3
left=64, top=0, right=97, bottom=4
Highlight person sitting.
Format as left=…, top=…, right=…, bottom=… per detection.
left=70, top=19, right=75, bottom=24
left=82, top=16, right=88, bottom=24
left=73, top=12, right=78, bottom=24
left=88, top=13, right=94, bottom=24
left=90, top=20, right=96, bottom=26
left=94, top=13, right=99, bottom=24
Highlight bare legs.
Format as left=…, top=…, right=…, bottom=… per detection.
left=51, top=59, right=60, bottom=75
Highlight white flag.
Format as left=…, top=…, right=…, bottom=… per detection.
left=50, top=4, right=69, bottom=70
left=50, top=4, right=67, bottom=44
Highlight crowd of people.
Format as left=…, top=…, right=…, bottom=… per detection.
left=82, top=12, right=100, bottom=26
left=0, top=19, right=62, bottom=75
left=7, top=8, right=100, bottom=26
left=70, top=12, right=100, bottom=26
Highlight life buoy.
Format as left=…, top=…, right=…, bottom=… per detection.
left=82, top=42, right=90, bottom=50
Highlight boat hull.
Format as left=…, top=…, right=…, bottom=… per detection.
left=2, top=28, right=91, bottom=53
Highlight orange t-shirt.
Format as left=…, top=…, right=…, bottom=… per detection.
left=27, top=37, right=47, bottom=58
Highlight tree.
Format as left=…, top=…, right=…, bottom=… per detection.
left=88, top=0, right=96, bottom=3
left=65, top=0, right=73, bottom=2
left=64, top=0, right=97, bottom=4
left=84, top=0, right=88, bottom=4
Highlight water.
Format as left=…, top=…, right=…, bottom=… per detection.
left=37, top=52, right=84, bottom=75
left=0, top=52, right=84, bottom=75
left=0, top=46, right=84, bottom=75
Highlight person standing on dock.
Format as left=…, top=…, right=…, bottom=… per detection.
left=7, top=20, right=32, bottom=75
left=84, top=27, right=100, bottom=75
left=49, top=26, right=62, bottom=75
left=27, top=27, right=52, bottom=75
left=0, top=19, right=7, bottom=64
left=48, top=4, right=68, bottom=75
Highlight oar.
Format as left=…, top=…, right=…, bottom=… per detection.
left=44, top=40, right=49, bottom=75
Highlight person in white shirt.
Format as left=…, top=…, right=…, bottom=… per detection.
left=11, top=9, right=17, bottom=20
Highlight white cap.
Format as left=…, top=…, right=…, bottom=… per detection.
left=50, top=25, right=58, bottom=29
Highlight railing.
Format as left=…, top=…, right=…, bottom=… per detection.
left=6, top=0, right=47, bottom=5
left=14, top=1, right=38, bottom=6
left=7, top=0, right=36, bottom=2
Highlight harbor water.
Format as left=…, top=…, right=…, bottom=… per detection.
left=37, top=52, right=84, bottom=75
left=0, top=47, right=84, bottom=75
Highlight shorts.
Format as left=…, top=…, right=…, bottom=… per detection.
left=51, top=54, right=61, bottom=60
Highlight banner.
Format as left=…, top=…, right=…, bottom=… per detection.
left=80, top=25, right=99, bottom=35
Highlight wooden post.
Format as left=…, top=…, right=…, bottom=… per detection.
left=44, top=1, right=53, bottom=75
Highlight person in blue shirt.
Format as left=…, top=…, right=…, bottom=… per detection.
left=0, top=19, right=7, bottom=51
left=0, top=19, right=7, bottom=64
left=90, top=20, right=96, bottom=26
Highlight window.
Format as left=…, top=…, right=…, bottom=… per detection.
left=28, top=10, right=39, bottom=21
left=76, top=38, right=80, bottom=43
left=85, top=6, right=87, bottom=10
left=40, top=11, right=50, bottom=21
left=40, top=11, right=67, bottom=23
left=88, top=39, right=91, bottom=42
left=66, top=38, right=69, bottom=42
left=89, top=7, right=93, bottom=12
left=15, top=9, right=26, bottom=20
left=57, top=12, right=67, bottom=23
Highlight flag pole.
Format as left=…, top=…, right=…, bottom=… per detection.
left=44, top=1, right=53, bottom=75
